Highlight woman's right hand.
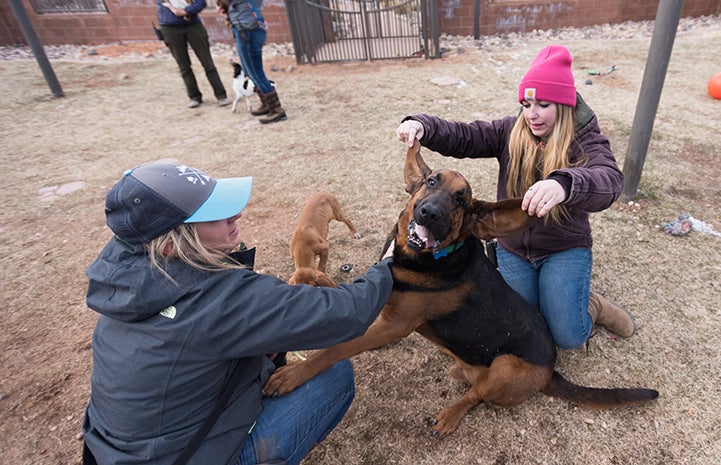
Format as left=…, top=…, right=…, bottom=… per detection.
left=396, top=120, right=424, bottom=147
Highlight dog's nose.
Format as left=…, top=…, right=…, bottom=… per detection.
left=417, top=202, right=440, bottom=223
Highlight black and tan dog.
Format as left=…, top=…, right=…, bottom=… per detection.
left=288, top=191, right=361, bottom=287
left=267, top=142, right=658, bottom=436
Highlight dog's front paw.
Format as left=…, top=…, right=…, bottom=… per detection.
left=431, top=405, right=467, bottom=438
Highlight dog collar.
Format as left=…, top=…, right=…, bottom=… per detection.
left=433, top=241, right=464, bottom=260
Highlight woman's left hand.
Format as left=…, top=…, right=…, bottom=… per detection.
left=522, top=180, right=565, bottom=217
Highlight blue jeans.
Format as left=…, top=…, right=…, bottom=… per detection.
left=238, top=359, right=355, bottom=465
left=232, top=26, right=275, bottom=94
left=496, top=247, right=593, bottom=350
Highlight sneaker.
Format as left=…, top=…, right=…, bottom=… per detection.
left=217, top=98, right=231, bottom=107
left=188, top=99, right=201, bottom=109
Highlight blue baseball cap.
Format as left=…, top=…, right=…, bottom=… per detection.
left=105, top=163, right=252, bottom=245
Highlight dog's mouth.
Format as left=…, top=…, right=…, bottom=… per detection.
left=407, top=220, right=439, bottom=251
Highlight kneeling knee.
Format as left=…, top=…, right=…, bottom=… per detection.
left=554, top=334, right=587, bottom=351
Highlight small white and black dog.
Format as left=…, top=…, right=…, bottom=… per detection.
left=230, top=59, right=255, bottom=113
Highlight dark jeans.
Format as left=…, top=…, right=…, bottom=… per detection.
left=161, top=22, right=227, bottom=101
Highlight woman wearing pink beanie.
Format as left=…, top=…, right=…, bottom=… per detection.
left=395, top=44, right=636, bottom=350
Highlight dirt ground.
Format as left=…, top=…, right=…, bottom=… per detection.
left=1, top=17, right=721, bottom=465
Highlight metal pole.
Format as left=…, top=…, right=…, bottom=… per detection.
left=473, top=0, right=480, bottom=40
left=8, top=0, right=64, bottom=98
left=621, top=0, right=684, bottom=200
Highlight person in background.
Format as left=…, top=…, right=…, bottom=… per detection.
left=218, top=0, right=287, bottom=124
left=395, top=45, right=636, bottom=351
left=157, top=0, right=230, bottom=109
left=81, top=163, right=393, bottom=464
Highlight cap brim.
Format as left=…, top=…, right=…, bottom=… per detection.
left=184, top=176, right=252, bottom=223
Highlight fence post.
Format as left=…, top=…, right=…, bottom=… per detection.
left=8, top=0, right=64, bottom=98
left=621, top=0, right=684, bottom=201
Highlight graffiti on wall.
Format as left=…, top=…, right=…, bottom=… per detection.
left=440, top=0, right=462, bottom=19
left=497, top=3, right=573, bottom=32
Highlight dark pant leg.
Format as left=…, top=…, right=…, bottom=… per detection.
left=161, top=24, right=201, bottom=101
left=187, top=22, right=227, bottom=100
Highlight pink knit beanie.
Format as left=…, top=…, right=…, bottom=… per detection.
left=518, top=45, right=577, bottom=107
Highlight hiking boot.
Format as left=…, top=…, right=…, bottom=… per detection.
left=259, top=90, right=287, bottom=124
left=588, top=292, right=636, bottom=338
left=251, top=91, right=271, bottom=116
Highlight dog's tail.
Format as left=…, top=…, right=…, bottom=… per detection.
left=542, top=371, right=659, bottom=408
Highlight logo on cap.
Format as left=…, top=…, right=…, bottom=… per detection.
left=177, top=165, right=211, bottom=186
left=524, top=88, right=537, bottom=100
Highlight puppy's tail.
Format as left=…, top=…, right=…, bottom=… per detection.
left=542, top=371, right=659, bottom=409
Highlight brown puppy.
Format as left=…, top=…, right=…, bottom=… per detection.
left=288, top=191, right=361, bottom=286
left=267, top=142, right=658, bottom=436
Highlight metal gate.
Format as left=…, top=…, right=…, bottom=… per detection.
left=284, top=0, right=439, bottom=64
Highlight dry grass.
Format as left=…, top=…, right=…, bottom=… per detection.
left=1, top=23, right=720, bottom=465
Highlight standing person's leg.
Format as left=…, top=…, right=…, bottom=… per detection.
left=239, top=28, right=274, bottom=93
left=161, top=24, right=202, bottom=105
left=537, top=248, right=593, bottom=350
left=232, top=27, right=254, bottom=83
left=233, top=27, right=269, bottom=116
left=186, top=22, right=228, bottom=103
left=237, top=359, right=355, bottom=465
left=240, top=27, right=286, bottom=123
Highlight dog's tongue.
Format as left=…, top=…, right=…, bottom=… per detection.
left=415, top=223, right=438, bottom=249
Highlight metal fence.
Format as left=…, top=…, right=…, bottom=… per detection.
left=285, top=0, right=439, bottom=64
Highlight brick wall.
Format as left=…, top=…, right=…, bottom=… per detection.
left=1, top=0, right=719, bottom=47
left=438, top=0, right=720, bottom=37
left=1, top=0, right=292, bottom=46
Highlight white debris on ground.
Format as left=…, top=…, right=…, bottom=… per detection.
left=38, top=181, right=86, bottom=202
left=1, top=15, right=718, bottom=61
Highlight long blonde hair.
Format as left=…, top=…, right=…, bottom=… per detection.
left=145, top=223, right=245, bottom=281
left=506, top=103, right=578, bottom=223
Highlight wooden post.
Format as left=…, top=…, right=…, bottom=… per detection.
left=621, top=0, right=684, bottom=201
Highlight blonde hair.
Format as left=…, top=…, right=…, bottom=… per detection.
left=506, top=103, right=579, bottom=223
left=145, top=223, right=245, bottom=281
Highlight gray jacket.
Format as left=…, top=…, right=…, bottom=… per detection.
left=407, top=93, right=623, bottom=262
left=226, top=0, right=264, bottom=29
left=82, top=238, right=393, bottom=465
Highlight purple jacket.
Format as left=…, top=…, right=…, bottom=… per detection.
left=407, top=94, right=623, bottom=262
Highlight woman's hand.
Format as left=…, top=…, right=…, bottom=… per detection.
left=380, top=239, right=395, bottom=261
left=522, top=179, right=565, bottom=217
left=396, top=120, right=424, bottom=147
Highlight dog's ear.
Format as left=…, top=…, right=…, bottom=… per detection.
left=472, top=198, right=538, bottom=240
left=404, top=140, right=432, bottom=194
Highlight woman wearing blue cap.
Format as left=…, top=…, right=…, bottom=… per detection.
left=81, top=163, right=394, bottom=465
left=395, top=45, right=636, bottom=351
